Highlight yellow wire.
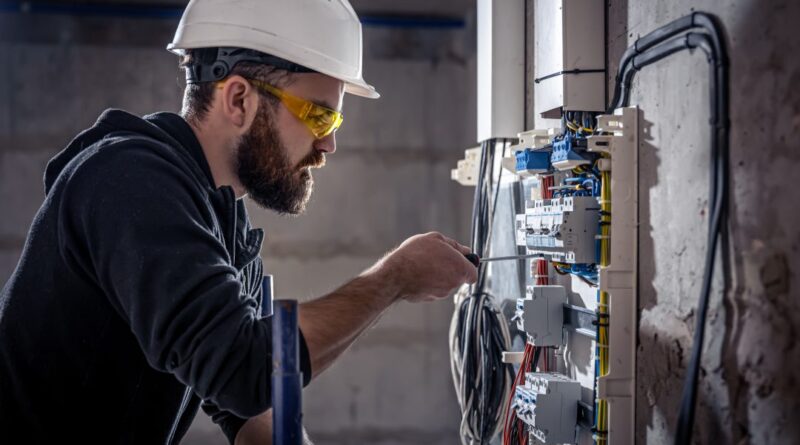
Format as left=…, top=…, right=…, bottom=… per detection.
left=597, top=167, right=611, bottom=442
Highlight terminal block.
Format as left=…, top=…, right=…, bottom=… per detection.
left=515, top=149, right=551, bottom=175
left=517, top=196, right=600, bottom=264
left=515, top=373, right=580, bottom=444
left=451, top=146, right=481, bottom=186
left=551, top=133, right=596, bottom=171
left=515, top=285, right=566, bottom=346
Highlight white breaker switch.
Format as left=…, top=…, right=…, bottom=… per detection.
left=515, top=285, right=566, bottom=347
left=515, top=372, right=580, bottom=444
left=516, top=196, right=600, bottom=264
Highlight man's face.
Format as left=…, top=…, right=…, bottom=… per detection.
left=236, top=74, right=344, bottom=215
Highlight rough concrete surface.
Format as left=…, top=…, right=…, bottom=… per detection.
left=608, top=0, right=800, bottom=443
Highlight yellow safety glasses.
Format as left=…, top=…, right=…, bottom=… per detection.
left=217, top=78, right=343, bottom=139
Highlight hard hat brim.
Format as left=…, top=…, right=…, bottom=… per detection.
left=345, top=80, right=380, bottom=99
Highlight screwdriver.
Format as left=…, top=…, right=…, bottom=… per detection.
left=464, top=253, right=543, bottom=267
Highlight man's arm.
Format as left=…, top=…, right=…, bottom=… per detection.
left=234, top=409, right=272, bottom=445
left=299, top=231, right=477, bottom=377
left=235, top=232, right=477, bottom=444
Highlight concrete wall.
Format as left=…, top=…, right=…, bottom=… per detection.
left=605, top=0, right=800, bottom=443
left=0, top=2, right=476, bottom=444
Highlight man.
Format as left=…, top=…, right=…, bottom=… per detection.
left=0, top=0, right=477, bottom=444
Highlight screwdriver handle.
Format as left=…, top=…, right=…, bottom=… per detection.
left=464, top=253, right=480, bottom=267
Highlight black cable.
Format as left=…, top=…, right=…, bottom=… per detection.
left=606, top=12, right=729, bottom=444
left=607, top=12, right=724, bottom=113
left=456, top=138, right=515, bottom=444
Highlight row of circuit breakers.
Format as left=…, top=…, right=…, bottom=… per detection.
left=514, top=131, right=603, bottom=444
left=453, top=108, right=638, bottom=444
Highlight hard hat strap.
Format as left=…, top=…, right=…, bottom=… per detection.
left=185, top=47, right=316, bottom=84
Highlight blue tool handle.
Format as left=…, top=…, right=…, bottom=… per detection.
left=272, top=300, right=302, bottom=445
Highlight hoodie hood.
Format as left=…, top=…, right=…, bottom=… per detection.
left=44, top=109, right=212, bottom=195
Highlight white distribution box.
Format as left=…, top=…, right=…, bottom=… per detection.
left=534, top=0, right=606, bottom=122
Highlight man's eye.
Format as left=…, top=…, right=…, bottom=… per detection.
left=309, top=111, right=334, bottom=125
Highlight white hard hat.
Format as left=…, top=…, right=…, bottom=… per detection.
left=167, top=0, right=379, bottom=99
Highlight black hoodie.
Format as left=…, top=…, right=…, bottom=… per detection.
left=0, top=109, right=311, bottom=444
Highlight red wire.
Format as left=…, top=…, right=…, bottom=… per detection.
left=504, top=344, right=535, bottom=445
left=542, top=175, right=554, bottom=200
left=505, top=176, right=555, bottom=445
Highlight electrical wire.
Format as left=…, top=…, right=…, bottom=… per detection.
left=499, top=173, right=557, bottom=445
left=592, top=167, right=611, bottom=445
left=450, top=138, right=516, bottom=444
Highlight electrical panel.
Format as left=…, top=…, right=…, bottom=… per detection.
left=461, top=4, right=725, bottom=445
left=452, top=108, right=638, bottom=445
left=457, top=2, right=640, bottom=444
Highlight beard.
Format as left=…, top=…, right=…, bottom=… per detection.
left=236, top=99, right=325, bottom=215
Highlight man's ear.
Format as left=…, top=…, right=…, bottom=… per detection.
left=217, top=75, right=260, bottom=134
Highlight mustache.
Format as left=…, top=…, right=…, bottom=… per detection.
left=298, top=150, right=326, bottom=169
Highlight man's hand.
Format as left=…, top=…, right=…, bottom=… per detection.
left=373, top=232, right=478, bottom=303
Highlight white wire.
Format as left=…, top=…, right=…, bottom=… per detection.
left=449, top=286, right=514, bottom=444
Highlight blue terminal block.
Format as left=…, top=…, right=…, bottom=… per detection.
left=550, top=133, right=591, bottom=170
left=515, top=149, right=551, bottom=174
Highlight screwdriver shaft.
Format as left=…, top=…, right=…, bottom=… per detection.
left=480, top=253, right=544, bottom=263
left=466, top=253, right=543, bottom=264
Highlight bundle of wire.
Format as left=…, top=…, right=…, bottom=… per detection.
left=499, top=173, right=555, bottom=445
left=592, top=167, right=611, bottom=445
left=449, top=139, right=515, bottom=444
left=501, top=343, right=540, bottom=445
left=500, top=256, right=553, bottom=445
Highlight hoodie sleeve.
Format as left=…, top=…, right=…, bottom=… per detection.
left=58, top=140, right=300, bottom=418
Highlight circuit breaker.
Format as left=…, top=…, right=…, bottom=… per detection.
left=515, top=285, right=566, bottom=347
left=516, top=196, right=600, bottom=264
left=515, top=372, right=580, bottom=444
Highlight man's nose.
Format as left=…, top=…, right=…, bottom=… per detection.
left=314, top=132, right=336, bottom=154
